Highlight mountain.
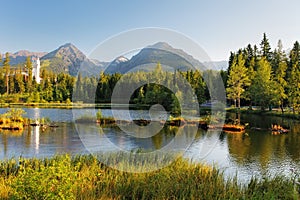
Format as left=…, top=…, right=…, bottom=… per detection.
left=104, top=56, right=129, bottom=74
left=203, top=61, right=228, bottom=71
left=41, top=43, right=105, bottom=76
left=2, top=50, right=47, bottom=66
left=1, top=42, right=226, bottom=77
left=104, top=42, right=206, bottom=74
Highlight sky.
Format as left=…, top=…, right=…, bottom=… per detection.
left=1, top=0, right=300, bottom=61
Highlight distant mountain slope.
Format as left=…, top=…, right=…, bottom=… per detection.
left=2, top=50, right=47, bottom=66
left=203, top=61, right=228, bottom=71
left=1, top=42, right=227, bottom=77
left=104, top=56, right=130, bottom=74
left=41, top=43, right=105, bottom=76
left=104, top=42, right=206, bottom=74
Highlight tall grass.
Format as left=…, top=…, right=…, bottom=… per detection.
left=0, top=154, right=298, bottom=199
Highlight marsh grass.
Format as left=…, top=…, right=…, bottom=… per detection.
left=0, top=154, right=298, bottom=199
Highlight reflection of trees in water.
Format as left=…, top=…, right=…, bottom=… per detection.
left=0, top=130, right=23, bottom=156
left=227, top=126, right=300, bottom=170
left=25, top=126, right=32, bottom=149
left=152, top=134, right=163, bottom=149
left=104, top=124, right=198, bottom=151
left=226, top=132, right=251, bottom=165
left=1, top=133, right=8, bottom=156
left=285, top=122, right=300, bottom=161
left=226, top=113, right=300, bottom=169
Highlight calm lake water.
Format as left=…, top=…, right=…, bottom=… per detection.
left=0, top=108, right=299, bottom=183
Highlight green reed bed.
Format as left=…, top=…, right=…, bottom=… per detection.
left=0, top=153, right=298, bottom=199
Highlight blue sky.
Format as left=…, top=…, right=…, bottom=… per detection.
left=1, top=0, right=300, bottom=61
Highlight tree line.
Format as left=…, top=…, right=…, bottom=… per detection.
left=0, top=55, right=214, bottom=110
left=74, top=63, right=210, bottom=114
left=0, top=54, right=74, bottom=103
left=225, top=33, right=300, bottom=113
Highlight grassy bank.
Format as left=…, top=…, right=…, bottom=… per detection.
left=227, top=107, right=300, bottom=120
left=0, top=154, right=298, bottom=199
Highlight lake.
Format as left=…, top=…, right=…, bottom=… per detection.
left=0, top=108, right=299, bottom=183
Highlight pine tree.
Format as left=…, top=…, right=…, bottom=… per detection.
left=273, top=60, right=288, bottom=113
left=287, top=62, right=300, bottom=113
left=9, top=70, right=15, bottom=94
left=226, top=53, right=250, bottom=108
left=260, top=33, right=272, bottom=62
left=3, top=52, right=10, bottom=95
left=270, top=40, right=288, bottom=113
left=249, top=57, right=274, bottom=110
left=272, top=40, right=286, bottom=73
left=15, top=66, right=25, bottom=94
left=25, top=56, right=33, bottom=93
left=287, top=41, right=300, bottom=79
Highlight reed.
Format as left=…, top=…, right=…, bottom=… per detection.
left=0, top=153, right=298, bottom=199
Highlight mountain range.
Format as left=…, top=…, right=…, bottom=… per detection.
left=2, top=42, right=228, bottom=76
left=3, top=50, right=47, bottom=66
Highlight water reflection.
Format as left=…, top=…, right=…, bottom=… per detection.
left=0, top=123, right=86, bottom=159
left=0, top=109, right=299, bottom=183
left=77, top=124, right=195, bottom=153
left=33, top=107, right=40, bottom=120
left=33, top=126, right=40, bottom=153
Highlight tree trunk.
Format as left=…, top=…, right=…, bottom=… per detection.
left=280, top=101, right=284, bottom=114
left=6, top=75, right=9, bottom=95
left=292, top=106, right=295, bottom=114
left=237, top=98, right=241, bottom=109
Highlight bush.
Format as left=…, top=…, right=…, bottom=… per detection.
left=96, top=109, right=102, bottom=120
left=12, top=155, right=77, bottom=200
left=66, top=98, right=72, bottom=104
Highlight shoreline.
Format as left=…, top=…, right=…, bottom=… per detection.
left=227, top=107, right=300, bottom=120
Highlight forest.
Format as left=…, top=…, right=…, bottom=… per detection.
left=0, top=33, right=299, bottom=114
left=225, top=33, right=300, bottom=113
left=0, top=55, right=211, bottom=113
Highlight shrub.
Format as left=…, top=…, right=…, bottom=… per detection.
left=12, top=155, right=77, bottom=200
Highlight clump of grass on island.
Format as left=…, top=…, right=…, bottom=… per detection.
left=75, top=109, right=115, bottom=124
left=0, top=153, right=298, bottom=199
left=0, top=108, right=28, bottom=130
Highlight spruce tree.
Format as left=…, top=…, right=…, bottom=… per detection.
left=226, top=53, right=250, bottom=108
left=25, top=56, right=33, bottom=93
left=260, top=33, right=272, bottom=62
left=3, top=52, right=10, bottom=95
left=249, top=57, right=274, bottom=110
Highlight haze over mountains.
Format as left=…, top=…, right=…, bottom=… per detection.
left=2, top=42, right=228, bottom=76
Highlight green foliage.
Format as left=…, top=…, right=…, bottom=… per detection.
left=0, top=68, right=75, bottom=103
left=287, top=62, right=300, bottom=113
left=13, top=155, right=77, bottom=199
left=3, top=52, right=10, bottom=95
left=260, top=33, right=272, bottom=62
left=0, top=108, right=26, bottom=130
left=25, top=56, right=33, bottom=93
left=0, top=154, right=297, bottom=199
left=249, top=57, right=274, bottom=110
left=93, top=66, right=207, bottom=114
left=227, top=33, right=300, bottom=111
left=96, top=109, right=102, bottom=120
left=0, top=108, right=26, bottom=121
left=0, top=57, right=209, bottom=109
left=226, top=52, right=250, bottom=108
